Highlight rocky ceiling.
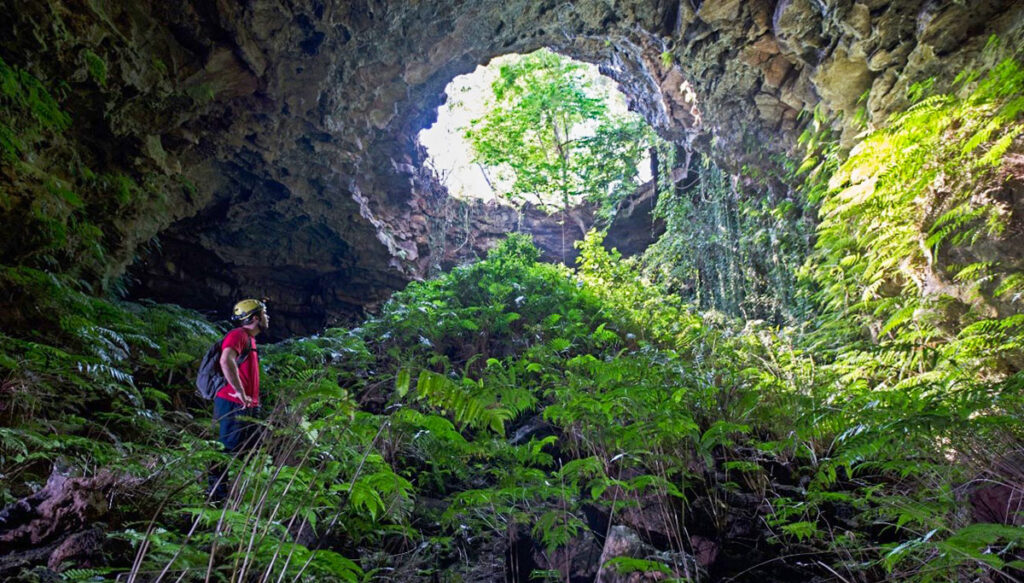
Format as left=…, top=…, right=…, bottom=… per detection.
left=1, top=0, right=1021, bottom=337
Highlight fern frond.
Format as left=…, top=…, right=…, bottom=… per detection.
left=415, top=370, right=512, bottom=436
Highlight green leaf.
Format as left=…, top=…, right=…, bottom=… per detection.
left=780, top=521, right=820, bottom=542
left=395, top=368, right=410, bottom=399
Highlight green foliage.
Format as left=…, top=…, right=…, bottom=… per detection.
left=806, top=58, right=1024, bottom=345
left=2, top=51, right=1023, bottom=583
left=750, top=54, right=1024, bottom=581
left=4, top=225, right=1024, bottom=581
left=151, top=58, right=168, bottom=76
left=604, top=556, right=673, bottom=576
left=0, top=267, right=220, bottom=511
left=0, top=56, right=71, bottom=132
left=414, top=370, right=513, bottom=436
left=642, top=155, right=815, bottom=322
left=0, top=56, right=171, bottom=288
left=82, top=50, right=107, bottom=87
left=186, top=82, right=216, bottom=104
left=0, top=120, right=22, bottom=162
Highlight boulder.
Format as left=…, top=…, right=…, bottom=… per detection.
left=594, top=525, right=698, bottom=583
left=0, top=469, right=128, bottom=576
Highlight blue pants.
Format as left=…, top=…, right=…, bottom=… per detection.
left=208, top=397, right=261, bottom=500
left=214, top=396, right=259, bottom=452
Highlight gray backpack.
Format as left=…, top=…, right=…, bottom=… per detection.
left=196, top=339, right=253, bottom=399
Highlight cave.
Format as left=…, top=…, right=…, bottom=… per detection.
left=2, top=1, right=1024, bottom=581
left=5, top=0, right=1018, bottom=337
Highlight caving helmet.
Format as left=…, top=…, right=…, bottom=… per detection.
left=232, top=298, right=266, bottom=323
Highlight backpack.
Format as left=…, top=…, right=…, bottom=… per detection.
left=196, top=338, right=254, bottom=399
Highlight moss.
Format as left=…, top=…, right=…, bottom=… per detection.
left=83, top=50, right=107, bottom=87
left=186, top=82, right=216, bottom=104
left=178, top=175, right=198, bottom=199
left=78, top=164, right=96, bottom=181
left=0, top=122, right=22, bottom=162
left=142, top=173, right=169, bottom=207
left=110, top=172, right=137, bottom=205
left=151, top=58, right=168, bottom=76
left=43, top=178, right=84, bottom=212
left=0, top=56, right=71, bottom=132
left=0, top=58, right=21, bottom=100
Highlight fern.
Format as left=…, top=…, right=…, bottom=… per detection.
left=60, top=567, right=114, bottom=581
left=414, top=370, right=512, bottom=436
left=603, top=556, right=673, bottom=576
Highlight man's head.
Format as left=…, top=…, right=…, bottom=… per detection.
left=232, top=299, right=269, bottom=334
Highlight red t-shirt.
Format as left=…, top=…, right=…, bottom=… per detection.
left=215, top=328, right=260, bottom=406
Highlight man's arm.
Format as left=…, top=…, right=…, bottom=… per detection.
left=220, top=347, right=252, bottom=407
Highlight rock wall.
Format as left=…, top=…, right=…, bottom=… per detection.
left=1, top=0, right=1021, bottom=334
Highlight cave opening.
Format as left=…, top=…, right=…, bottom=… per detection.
left=414, top=47, right=674, bottom=271
left=418, top=48, right=658, bottom=216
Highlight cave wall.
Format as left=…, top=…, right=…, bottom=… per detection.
left=1, top=0, right=1021, bottom=335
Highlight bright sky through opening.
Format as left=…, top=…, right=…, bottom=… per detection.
left=418, top=53, right=651, bottom=203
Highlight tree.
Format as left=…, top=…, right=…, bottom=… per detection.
left=464, top=49, right=660, bottom=222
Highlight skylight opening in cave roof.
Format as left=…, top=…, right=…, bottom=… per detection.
left=418, top=49, right=652, bottom=205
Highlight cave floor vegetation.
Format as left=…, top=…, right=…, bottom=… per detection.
left=1, top=225, right=1022, bottom=582
left=1, top=33, right=1024, bottom=583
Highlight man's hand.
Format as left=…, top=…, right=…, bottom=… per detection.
left=229, top=389, right=253, bottom=408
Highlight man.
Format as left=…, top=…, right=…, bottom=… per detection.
left=208, top=298, right=269, bottom=501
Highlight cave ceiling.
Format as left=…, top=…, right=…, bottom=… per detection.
left=1, top=0, right=1021, bottom=337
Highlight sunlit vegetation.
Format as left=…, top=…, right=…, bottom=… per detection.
left=1, top=44, right=1023, bottom=583
left=464, top=49, right=667, bottom=220
left=807, top=56, right=1024, bottom=346
left=641, top=156, right=815, bottom=323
